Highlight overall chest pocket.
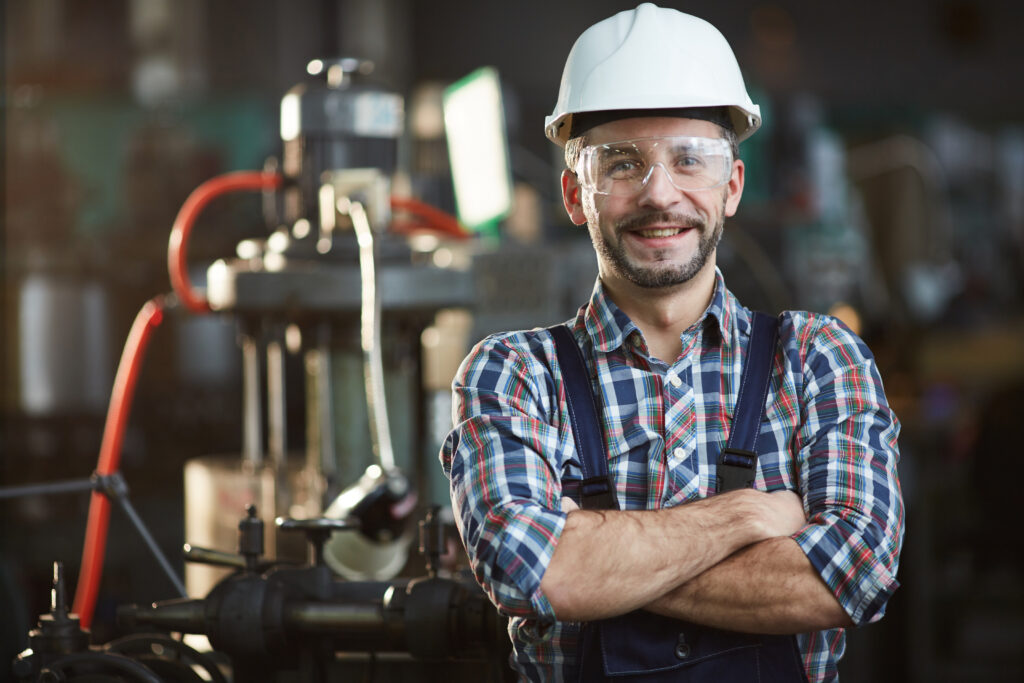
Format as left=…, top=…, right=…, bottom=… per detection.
left=580, top=611, right=806, bottom=682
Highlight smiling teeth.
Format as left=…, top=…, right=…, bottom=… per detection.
left=637, top=228, right=681, bottom=238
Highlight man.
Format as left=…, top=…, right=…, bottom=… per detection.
left=441, top=4, right=903, bottom=682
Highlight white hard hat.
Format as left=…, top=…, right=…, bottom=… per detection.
left=545, top=3, right=761, bottom=147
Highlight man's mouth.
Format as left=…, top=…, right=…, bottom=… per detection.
left=634, top=227, right=687, bottom=239
left=618, top=212, right=705, bottom=240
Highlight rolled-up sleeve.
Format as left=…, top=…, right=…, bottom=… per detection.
left=789, top=314, right=905, bottom=626
left=440, top=334, right=569, bottom=628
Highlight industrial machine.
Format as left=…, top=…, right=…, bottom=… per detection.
left=6, top=57, right=508, bottom=681
left=13, top=506, right=510, bottom=682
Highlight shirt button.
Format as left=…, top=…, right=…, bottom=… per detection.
left=667, top=373, right=682, bottom=388
left=673, top=447, right=684, bottom=459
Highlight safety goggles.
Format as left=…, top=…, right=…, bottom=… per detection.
left=576, top=135, right=733, bottom=196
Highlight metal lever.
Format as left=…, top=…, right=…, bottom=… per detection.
left=277, top=516, right=360, bottom=567
left=182, top=544, right=246, bottom=569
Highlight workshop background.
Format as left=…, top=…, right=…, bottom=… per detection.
left=2, top=0, right=1023, bottom=681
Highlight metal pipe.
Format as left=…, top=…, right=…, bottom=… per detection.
left=283, top=601, right=390, bottom=633
left=306, top=327, right=336, bottom=488
left=118, top=598, right=208, bottom=633
left=52, top=561, right=67, bottom=614
left=317, top=343, right=337, bottom=483
left=182, top=543, right=246, bottom=569
left=241, top=334, right=263, bottom=469
left=0, top=478, right=95, bottom=499
left=343, top=198, right=396, bottom=472
left=114, top=489, right=188, bottom=598
left=266, top=334, right=289, bottom=517
left=267, top=337, right=287, bottom=473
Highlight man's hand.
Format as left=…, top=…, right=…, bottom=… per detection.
left=756, top=489, right=806, bottom=538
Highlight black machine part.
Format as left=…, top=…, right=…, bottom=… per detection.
left=278, top=57, right=403, bottom=227
left=116, top=507, right=509, bottom=675
left=12, top=563, right=221, bottom=683
left=12, top=562, right=90, bottom=679
left=118, top=567, right=505, bottom=662
left=13, top=510, right=509, bottom=681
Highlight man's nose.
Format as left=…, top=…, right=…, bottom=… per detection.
left=637, top=163, right=681, bottom=207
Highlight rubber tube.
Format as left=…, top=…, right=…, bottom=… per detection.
left=168, top=171, right=284, bottom=314
left=73, top=297, right=164, bottom=628
left=389, top=196, right=469, bottom=239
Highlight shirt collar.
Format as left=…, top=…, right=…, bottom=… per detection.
left=583, top=279, right=638, bottom=352
left=581, top=268, right=731, bottom=353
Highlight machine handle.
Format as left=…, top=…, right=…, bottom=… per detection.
left=182, top=543, right=247, bottom=569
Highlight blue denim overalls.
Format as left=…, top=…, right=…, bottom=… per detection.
left=550, top=314, right=807, bottom=682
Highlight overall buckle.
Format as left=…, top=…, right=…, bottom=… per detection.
left=716, top=448, right=757, bottom=493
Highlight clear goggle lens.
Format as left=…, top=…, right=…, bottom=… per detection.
left=577, top=136, right=733, bottom=196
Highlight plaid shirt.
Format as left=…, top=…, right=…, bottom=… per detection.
left=441, top=270, right=904, bottom=682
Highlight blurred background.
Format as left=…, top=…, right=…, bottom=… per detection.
left=1, top=0, right=1023, bottom=681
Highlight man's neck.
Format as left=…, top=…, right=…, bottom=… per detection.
left=601, top=265, right=717, bottom=364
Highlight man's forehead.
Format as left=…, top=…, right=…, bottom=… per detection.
left=585, top=116, right=723, bottom=144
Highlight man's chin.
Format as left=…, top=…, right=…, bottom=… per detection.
left=622, top=262, right=705, bottom=289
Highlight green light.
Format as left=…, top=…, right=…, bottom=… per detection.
left=443, top=67, right=513, bottom=234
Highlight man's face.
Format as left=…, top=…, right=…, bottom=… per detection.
left=561, top=117, right=745, bottom=291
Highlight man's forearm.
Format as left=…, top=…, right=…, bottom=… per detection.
left=540, top=490, right=805, bottom=621
left=647, top=535, right=854, bottom=634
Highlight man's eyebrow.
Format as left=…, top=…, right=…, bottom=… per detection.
left=598, top=146, right=640, bottom=157
left=667, top=140, right=700, bottom=154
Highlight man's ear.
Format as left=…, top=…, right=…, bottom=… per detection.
left=561, top=169, right=587, bottom=225
left=724, top=159, right=745, bottom=218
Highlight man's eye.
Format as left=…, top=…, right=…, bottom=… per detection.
left=604, top=158, right=642, bottom=177
left=675, top=155, right=705, bottom=170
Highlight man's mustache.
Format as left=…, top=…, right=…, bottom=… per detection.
left=615, top=212, right=706, bottom=233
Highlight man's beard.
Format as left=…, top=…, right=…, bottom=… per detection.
left=591, top=209, right=725, bottom=289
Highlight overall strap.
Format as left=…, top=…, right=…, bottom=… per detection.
left=716, top=311, right=781, bottom=493
left=549, top=325, right=617, bottom=510
left=551, top=313, right=779, bottom=503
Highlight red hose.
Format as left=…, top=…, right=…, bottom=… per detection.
left=168, top=171, right=284, bottom=313
left=390, top=196, right=470, bottom=239
left=73, top=171, right=283, bottom=627
left=73, top=297, right=165, bottom=628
